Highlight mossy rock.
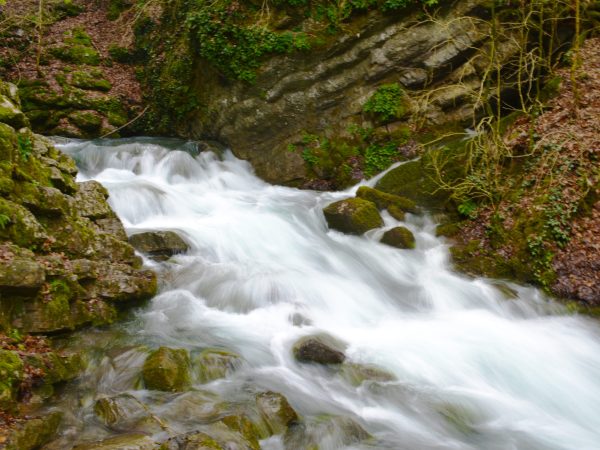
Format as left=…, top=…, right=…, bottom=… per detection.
left=194, top=348, right=242, bottom=383
left=73, top=433, right=156, bottom=450
left=323, top=198, right=383, bottom=235
left=0, top=349, right=24, bottom=411
left=255, top=391, right=299, bottom=436
left=0, top=251, right=46, bottom=294
left=68, top=111, right=103, bottom=133
left=339, top=362, right=396, bottom=386
left=142, top=347, right=191, bottom=392
left=387, top=204, right=406, bottom=221
left=70, top=70, right=112, bottom=92
left=161, top=431, right=223, bottom=450
left=355, top=186, right=417, bottom=213
left=220, top=414, right=261, bottom=450
left=0, top=198, right=48, bottom=248
left=380, top=226, right=416, bottom=249
left=94, top=393, right=160, bottom=432
left=436, top=221, right=461, bottom=237
left=0, top=93, right=29, bottom=129
left=4, top=411, right=62, bottom=450
left=284, top=415, right=371, bottom=449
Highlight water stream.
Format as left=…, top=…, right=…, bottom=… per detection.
left=52, top=137, right=600, bottom=449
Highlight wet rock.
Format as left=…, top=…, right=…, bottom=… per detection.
left=284, top=415, right=371, bottom=449
left=158, top=390, right=226, bottom=425
left=4, top=411, right=62, bottom=450
left=96, top=263, right=157, bottom=302
left=75, top=180, right=113, bottom=220
left=142, top=347, right=191, bottom=392
left=94, top=394, right=153, bottom=430
left=163, top=418, right=260, bottom=450
left=194, top=349, right=242, bottom=383
left=293, top=335, right=346, bottom=365
left=356, top=186, right=417, bottom=214
left=0, top=349, right=24, bottom=411
left=161, top=431, right=223, bottom=450
left=72, top=434, right=156, bottom=450
left=129, top=231, right=189, bottom=261
left=255, top=391, right=299, bottom=435
left=380, top=226, right=416, bottom=249
left=339, top=362, right=396, bottom=386
left=323, top=198, right=383, bottom=235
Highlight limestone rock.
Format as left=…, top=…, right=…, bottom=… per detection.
left=292, top=335, right=346, bottom=365
left=129, top=231, right=189, bottom=261
left=75, top=180, right=113, bottom=220
left=142, top=347, right=191, bottom=392
left=323, top=198, right=383, bottom=235
left=380, top=226, right=416, bottom=249
left=0, top=254, right=45, bottom=294
left=255, top=391, right=299, bottom=435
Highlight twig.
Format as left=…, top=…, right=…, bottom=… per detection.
left=99, top=106, right=149, bottom=138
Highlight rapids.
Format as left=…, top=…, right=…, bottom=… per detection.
left=53, top=137, right=600, bottom=449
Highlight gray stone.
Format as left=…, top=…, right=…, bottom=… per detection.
left=129, top=230, right=189, bottom=261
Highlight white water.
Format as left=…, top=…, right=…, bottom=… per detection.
left=57, top=137, right=600, bottom=449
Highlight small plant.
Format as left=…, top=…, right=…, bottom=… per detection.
left=457, top=200, right=478, bottom=219
left=363, top=83, right=407, bottom=123
left=364, top=141, right=398, bottom=177
left=0, top=213, right=10, bottom=230
left=17, top=135, right=33, bottom=161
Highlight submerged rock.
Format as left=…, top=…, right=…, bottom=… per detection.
left=194, top=348, right=242, bottom=383
left=255, top=391, right=299, bottom=435
left=129, top=231, right=189, bottom=261
left=380, top=226, right=416, bottom=249
left=339, top=362, right=396, bottom=386
left=94, top=393, right=158, bottom=431
left=142, top=347, right=191, bottom=392
left=284, top=415, right=371, bottom=449
left=293, top=335, right=346, bottom=365
left=163, top=417, right=260, bottom=450
left=323, top=198, right=383, bottom=235
left=72, top=433, right=156, bottom=450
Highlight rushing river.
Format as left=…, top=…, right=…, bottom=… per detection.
left=52, top=137, right=600, bottom=450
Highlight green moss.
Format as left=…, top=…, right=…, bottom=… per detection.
left=363, top=83, right=409, bottom=123
left=51, top=28, right=100, bottom=65
left=142, top=347, right=191, bottom=392
left=0, top=349, right=23, bottom=411
left=4, top=411, right=62, bottom=450
left=221, top=415, right=261, bottom=450
left=356, top=186, right=417, bottom=213
left=70, top=70, right=112, bottom=92
left=323, top=198, right=384, bottom=235
left=380, top=226, right=416, bottom=249
left=436, top=222, right=461, bottom=237
left=68, top=111, right=103, bottom=133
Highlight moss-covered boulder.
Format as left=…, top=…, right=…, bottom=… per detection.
left=356, top=186, right=417, bottom=214
left=194, top=348, right=242, bottom=383
left=293, top=335, right=346, bottom=365
left=129, top=231, right=189, bottom=261
left=380, top=226, right=416, bottom=249
left=71, top=70, right=112, bottom=92
left=142, top=347, right=191, bottom=392
left=0, top=349, right=24, bottom=411
left=4, top=411, right=63, bottom=450
left=255, top=391, right=299, bottom=436
left=0, top=91, right=29, bottom=129
left=323, top=198, right=383, bottom=235
left=94, top=393, right=161, bottom=433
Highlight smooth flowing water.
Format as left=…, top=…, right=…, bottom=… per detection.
left=53, top=137, right=600, bottom=449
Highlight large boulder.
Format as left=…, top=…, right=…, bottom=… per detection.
left=129, top=231, right=189, bottom=261
left=380, top=226, right=416, bottom=249
left=292, top=335, right=346, bottom=365
left=142, top=347, right=192, bottom=392
left=323, top=198, right=383, bottom=235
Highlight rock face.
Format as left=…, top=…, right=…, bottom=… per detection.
left=129, top=230, right=189, bottom=261
left=381, top=226, right=416, bottom=249
left=142, top=347, right=192, bottom=392
left=0, top=80, right=157, bottom=333
left=293, top=335, right=346, bottom=365
left=158, top=0, right=509, bottom=185
left=323, top=198, right=383, bottom=235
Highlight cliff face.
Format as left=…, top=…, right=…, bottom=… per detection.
left=0, top=80, right=156, bottom=335
left=185, top=0, right=491, bottom=184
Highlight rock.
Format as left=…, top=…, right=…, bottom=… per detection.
left=293, top=335, right=346, bottom=365
left=387, top=204, right=406, bottom=221
left=355, top=186, right=417, bottom=214
left=94, top=394, right=153, bottom=430
left=0, top=254, right=45, bottom=294
left=0, top=93, right=28, bottom=129
left=4, top=411, right=62, bottom=450
left=284, top=415, right=371, bottom=449
left=142, top=347, right=191, bottom=392
left=380, top=226, right=416, bottom=249
left=339, top=362, right=396, bottom=386
left=72, top=434, right=156, bottom=450
left=75, top=180, right=113, bottom=220
left=163, top=418, right=261, bottom=450
left=0, top=349, right=24, bottom=411
left=129, top=231, right=189, bottom=261
left=161, top=431, right=223, bottom=450
left=159, top=390, right=226, bottom=425
left=323, top=198, right=383, bottom=235
left=255, top=391, right=299, bottom=435
left=194, top=349, right=242, bottom=383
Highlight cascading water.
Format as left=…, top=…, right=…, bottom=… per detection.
left=52, top=137, right=600, bottom=449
